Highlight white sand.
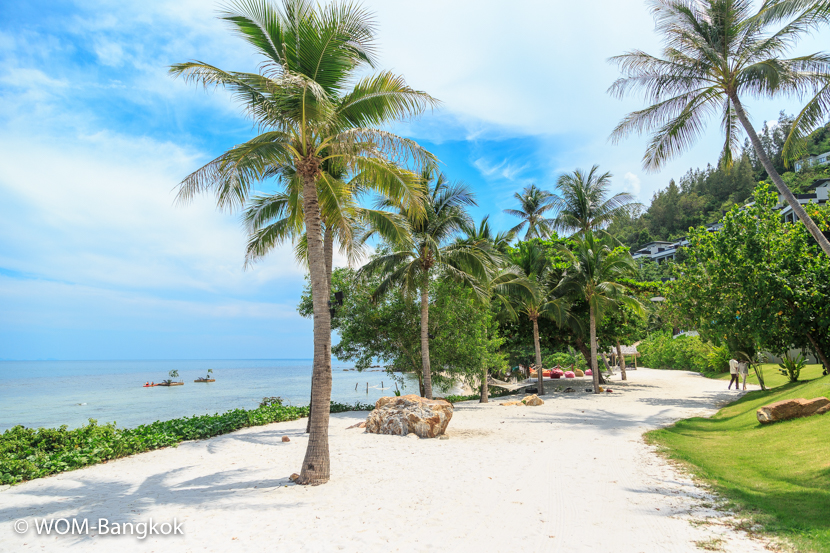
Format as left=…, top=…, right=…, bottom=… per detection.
left=1, top=369, right=772, bottom=552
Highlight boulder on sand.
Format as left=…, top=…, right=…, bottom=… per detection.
left=365, top=395, right=453, bottom=438
left=522, top=394, right=544, bottom=406
left=756, top=397, right=830, bottom=424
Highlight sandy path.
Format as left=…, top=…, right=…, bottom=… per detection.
left=1, top=369, right=770, bottom=552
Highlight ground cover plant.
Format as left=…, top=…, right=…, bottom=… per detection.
left=647, top=374, right=830, bottom=551
left=0, top=400, right=373, bottom=486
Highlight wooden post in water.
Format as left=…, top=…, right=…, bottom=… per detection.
left=355, top=383, right=358, bottom=391
left=366, top=383, right=369, bottom=394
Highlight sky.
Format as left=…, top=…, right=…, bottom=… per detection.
left=0, top=0, right=825, bottom=360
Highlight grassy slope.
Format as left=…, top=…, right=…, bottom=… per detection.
left=647, top=367, right=830, bottom=552
left=709, top=363, right=826, bottom=389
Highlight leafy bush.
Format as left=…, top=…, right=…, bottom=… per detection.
left=706, top=343, right=731, bottom=373
left=0, top=400, right=372, bottom=486
left=639, top=331, right=710, bottom=372
left=778, top=352, right=806, bottom=383
left=544, top=352, right=574, bottom=368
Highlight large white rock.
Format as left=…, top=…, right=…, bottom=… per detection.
left=365, top=395, right=453, bottom=438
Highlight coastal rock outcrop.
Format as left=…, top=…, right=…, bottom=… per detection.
left=756, top=397, right=830, bottom=424
left=365, top=395, right=453, bottom=438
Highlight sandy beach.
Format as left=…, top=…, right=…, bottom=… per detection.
left=1, top=369, right=770, bottom=552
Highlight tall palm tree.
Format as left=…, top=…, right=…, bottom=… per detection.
left=609, top=0, right=830, bottom=257
left=507, top=242, right=569, bottom=395
left=555, top=232, right=644, bottom=393
left=170, top=0, right=436, bottom=485
left=460, top=215, right=516, bottom=254
left=504, top=184, right=558, bottom=240
left=555, top=166, right=640, bottom=236
left=243, top=163, right=410, bottom=433
left=360, top=171, right=495, bottom=399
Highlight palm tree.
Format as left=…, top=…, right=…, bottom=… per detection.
left=555, top=166, right=640, bottom=236
left=244, top=163, right=410, bottom=433
left=360, top=171, right=495, bottom=399
left=507, top=242, right=569, bottom=395
left=555, top=232, right=644, bottom=393
left=460, top=215, right=516, bottom=254
left=170, top=0, right=436, bottom=485
left=609, top=0, right=830, bottom=257
left=504, top=184, right=558, bottom=240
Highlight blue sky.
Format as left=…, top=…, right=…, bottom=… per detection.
left=0, top=0, right=824, bottom=360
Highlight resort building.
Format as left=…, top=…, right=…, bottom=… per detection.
left=793, top=150, right=830, bottom=172
left=632, top=180, right=830, bottom=262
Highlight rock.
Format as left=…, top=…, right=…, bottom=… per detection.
left=756, top=397, right=830, bottom=424
left=281, top=436, right=290, bottom=442
left=365, top=394, right=453, bottom=438
left=289, top=473, right=300, bottom=482
left=574, top=369, right=585, bottom=377
left=522, top=394, right=544, bottom=406
left=406, top=432, right=419, bottom=439
left=439, top=435, right=449, bottom=440
left=818, top=404, right=830, bottom=415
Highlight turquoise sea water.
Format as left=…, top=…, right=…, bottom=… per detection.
left=0, top=360, right=417, bottom=432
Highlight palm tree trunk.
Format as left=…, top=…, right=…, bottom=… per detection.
left=480, top=366, right=489, bottom=403
left=730, top=94, right=830, bottom=257
left=307, top=225, right=335, bottom=434
left=532, top=317, right=545, bottom=395
left=616, top=340, right=627, bottom=381
left=589, top=304, right=600, bottom=394
left=297, top=174, right=332, bottom=486
left=420, top=283, right=433, bottom=399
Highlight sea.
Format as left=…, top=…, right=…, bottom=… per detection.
left=0, top=360, right=419, bottom=432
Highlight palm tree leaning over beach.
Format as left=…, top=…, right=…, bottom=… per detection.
left=170, top=0, right=436, bottom=485
left=504, top=184, right=558, bottom=240
left=554, top=166, right=640, bottom=237
left=609, top=0, right=830, bottom=257
left=360, top=171, right=496, bottom=399
left=555, top=232, right=644, bottom=394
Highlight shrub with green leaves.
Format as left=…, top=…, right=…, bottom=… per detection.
left=778, top=352, right=806, bottom=383
left=544, top=352, right=575, bottom=368
left=0, top=400, right=373, bottom=485
left=639, top=331, right=710, bottom=372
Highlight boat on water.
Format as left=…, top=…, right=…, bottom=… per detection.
left=194, top=378, right=215, bottom=383
left=156, top=381, right=184, bottom=387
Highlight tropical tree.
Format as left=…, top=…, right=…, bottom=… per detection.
left=507, top=242, right=569, bottom=395
left=169, top=0, right=436, bottom=485
left=360, top=171, right=496, bottom=399
left=555, top=166, right=640, bottom=236
left=460, top=215, right=516, bottom=254
left=504, top=184, right=558, bottom=240
left=609, top=0, right=830, bottom=256
left=556, top=233, right=644, bottom=393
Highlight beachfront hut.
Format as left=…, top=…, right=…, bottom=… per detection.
left=608, top=343, right=641, bottom=369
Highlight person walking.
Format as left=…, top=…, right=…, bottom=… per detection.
left=728, top=358, right=740, bottom=390
left=739, top=360, right=750, bottom=391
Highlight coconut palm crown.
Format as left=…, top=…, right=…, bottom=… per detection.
left=504, top=184, right=558, bottom=240
left=169, top=0, right=438, bottom=486
left=360, top=171, right=498, bottom=399
left=555, top=166, right=641, bottom=236
left=608, top=0, right=830, bottom=256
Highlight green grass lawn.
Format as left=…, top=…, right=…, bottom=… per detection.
left=708, top=362, right=827, bottom=389
left=646, top=370, right=830, bottom=552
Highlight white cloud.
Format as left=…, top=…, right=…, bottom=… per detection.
left=623, top=172, right=641, bottom=195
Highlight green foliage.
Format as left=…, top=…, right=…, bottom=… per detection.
left=302, top=266, right=507, bottom=394
left=778, top=352, right=806, bottom=383
left=639, top=331, right=710, bottom=372
left=0, top=401, right=372, bottom=485
left=169, top=370, right=179, bottom=379
left=668, top=183, right=830, bottom=368
left=259, top=396, right=283, bottom=408
left=544, top=352, right=575, bottom=368
left=442, top=388, right=514, bottom=403
left=706, top=343, right=731, bottom=374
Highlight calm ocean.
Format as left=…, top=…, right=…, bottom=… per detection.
left=0, top=360, right=418, bottom=432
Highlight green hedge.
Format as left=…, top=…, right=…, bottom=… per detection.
left=639, top=331, right=710, bottom=372
left=0, top=401, right=373, bottom=485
